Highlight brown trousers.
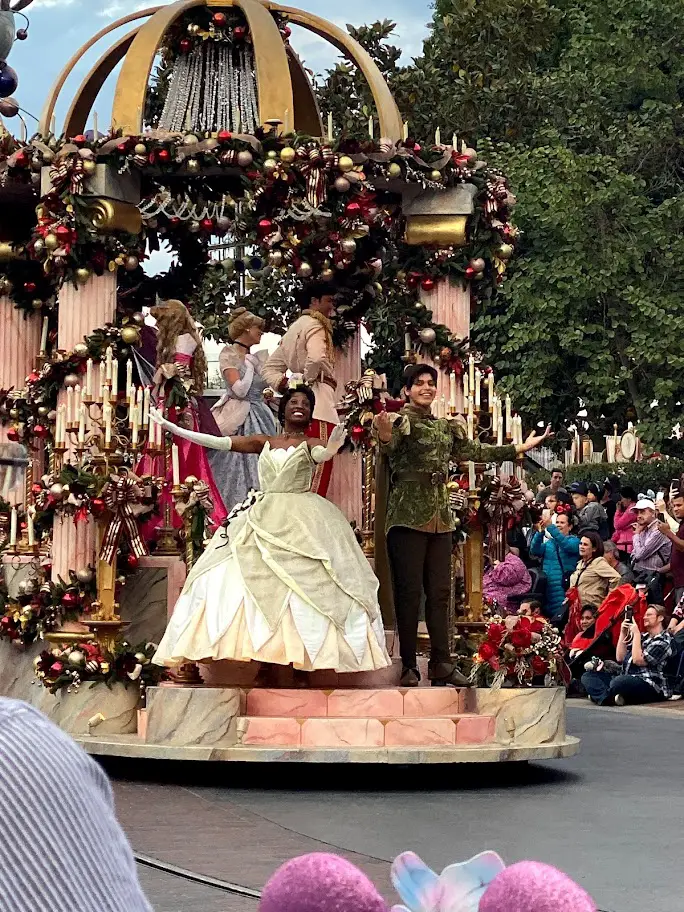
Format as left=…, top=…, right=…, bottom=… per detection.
left=387, top=526, right=452, bottom=669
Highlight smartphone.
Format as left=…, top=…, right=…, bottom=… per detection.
left=624, top=606, right=634, bottom=623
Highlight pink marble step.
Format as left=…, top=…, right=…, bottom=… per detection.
left=245, top=687, right=467, bottom=718
left=238, top=714, right=495, bottom=748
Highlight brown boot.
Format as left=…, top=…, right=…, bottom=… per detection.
left=400, top=666, right=421, bottom=687
left=428, top=662, right=470, bottom=688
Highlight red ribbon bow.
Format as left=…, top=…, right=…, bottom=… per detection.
left=99, top=475, right=149, bottom=565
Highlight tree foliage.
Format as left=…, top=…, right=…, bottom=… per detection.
left=315, top=0, right=684, bottom=452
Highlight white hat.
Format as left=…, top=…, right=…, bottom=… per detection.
left=635, top=499, right=656, bottom=511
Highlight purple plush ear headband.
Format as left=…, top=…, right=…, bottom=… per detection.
left=259, top=850, right=596, bottom=912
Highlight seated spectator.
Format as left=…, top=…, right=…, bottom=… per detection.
left=581, top=605, right=673, bottom=705
left=612, top=485, right=638, bottom=555
left=569, top=605, right=599, bottom=659
left=0, top=697, right=153, bottom=911
left=632, top=498, right=671, bottom=601
left=483, top=545, right=532, bottom=614
left=529, top=512, right=581, bottom=621
left=603, top=540, right=636, bottom=585
left=535, top=467, right=566, bottom=504
left=569, top=482, right=608, bottom=537
left=571, top=531, right=621, bottom=607
left=518, top=598, right=544, bottom=619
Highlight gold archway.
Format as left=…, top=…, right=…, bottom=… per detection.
left=40, top=0, right=403, bottom=141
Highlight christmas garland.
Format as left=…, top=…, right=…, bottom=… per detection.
left=470, top=613, right=565, bottom=688
left=34, top=638, right=162, bottom=695
left=0, top=569, right=97, bottom=647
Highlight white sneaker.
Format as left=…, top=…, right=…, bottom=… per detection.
left=614, top=694, right=626, bottom=707
left=669, top=694, right=682, bottom=701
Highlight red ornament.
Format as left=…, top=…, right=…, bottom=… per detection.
left=345, top=201, right=362, bottom=217
left=169, top=216, right=181, bottom=228
left=157, top=148, right=170, bottom=162
left=406, top=273, right=420, bottom=289
left=33, top=424, right=49, bottom=439
left=179, top=38, right=191, bottom=53
left=6, top=427, right=19, bottom=442
left=257, top=218, right=274, bottom=236
left=350, top=424, right=365, bottom=444
left=217, top=130, right=232, bottom=142
left=213, top=11, right=227, bottom=25
left=281, top=25, right=292, bottom=38
left=90, top=497, right=105, bottom=516
left=55, top=225, right=72, bottom=243
left=233, top=25, right=247, bottom=39
left=23, top=281, right=36, bottom=293
left=126, top=554, right=140, bottom=570
left=200, top=218, right=214, bottom=232
left=31, top=483, right=43, bottom=495
left=13, top=150, right=29, bottom=168
left=464, top=266, right=476, bottom=278
left=72, top=134, right=87, bottom=145
left=61, top=591, right=79, bottom=608
left=421, top=277, right=435, bottom=291
left=27, top=371, right=40, bottom=383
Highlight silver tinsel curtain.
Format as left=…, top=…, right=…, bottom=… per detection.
left=158, top=42, right=259, bottom=134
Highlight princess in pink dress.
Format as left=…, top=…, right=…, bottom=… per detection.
left=137, top=298, right=227, bottom=530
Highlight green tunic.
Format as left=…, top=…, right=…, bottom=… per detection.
left=379, top=404, right=517, bottom=534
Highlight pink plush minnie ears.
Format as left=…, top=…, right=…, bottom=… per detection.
left=479, top=861, right=596, bottom=912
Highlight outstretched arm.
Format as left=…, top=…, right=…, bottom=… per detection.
left=150, top=408, right=266, bottom=454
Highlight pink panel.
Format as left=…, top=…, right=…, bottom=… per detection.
left=245, top=688, right=328, bottom=718
left=300, top=717, right=385, bottom=747
left=58, top=273, right=117, bottom=351
left=403, top=689, right=465, bottom=717
left=326, top=688, right=404, bottom=718
left=329, top=332, right=362, bottom=523
left=419, top=280, right=471, bottom=409
left=455, top=714, right=496, bottom=744
left=51, top=513, right=97, bottom=584
left=384, top=718, right=456, bottom=747
left=241, top=717, right=301, bottom=746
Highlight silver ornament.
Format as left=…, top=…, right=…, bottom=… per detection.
left=419, top=328, right=437, bottom=344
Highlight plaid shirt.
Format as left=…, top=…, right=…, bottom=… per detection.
left=632, top=521, right=671, bottom=573
left=623, top=631, right=674, bottom=697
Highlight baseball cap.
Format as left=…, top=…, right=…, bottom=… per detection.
left=569, top=482, right=588, bottom=495
left=635, top=499, right=656, bottom=511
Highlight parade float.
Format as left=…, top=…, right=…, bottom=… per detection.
left=0, top=0, right=578, bottom=764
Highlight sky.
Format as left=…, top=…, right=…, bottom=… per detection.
left=8, top=0, right=432, bottom=134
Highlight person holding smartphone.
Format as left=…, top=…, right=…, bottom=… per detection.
left=581, top=604, right=673, bottom=706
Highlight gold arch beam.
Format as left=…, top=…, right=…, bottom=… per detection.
left=38, top=7, right=160, bottom=136
left=110, top=0, right=294, bottom=134
left=286, top=46, right=322, bottom=136
left=63, top=28, right=141, bottom=138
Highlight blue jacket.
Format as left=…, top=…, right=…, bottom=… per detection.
left=530, top=524, right=581, bottom=616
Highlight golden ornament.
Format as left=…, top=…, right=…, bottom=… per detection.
left=186, top=158, right=200, bottom=174
left=31, top=299, right=42, bottom=310
left=280, top=146, right=296, bottom=164
left=338, top=155, right=354, bottom=173
left=124, top=255, right=139, bottom=271
left=120, top=325, right=140, bottom=345
left=263, top=159, right=278, bottom=174
left=0, top=277, right=12, bottom=295
left=44, top=234, right=58, bottom=251
left=388, top=162, right=402, bottom=179
left=82, top=159, right=96, bottom=175
left=75, top=267, right=91, bottom=285
left=430, top=169, right=443, bottom=182
left=497, top=243, right=514, bottom=260
left=0, top=242, right=13, bottom=260
left=267, top=150, right=278, bottom=159
left=134, top=143, right=147, bottom=155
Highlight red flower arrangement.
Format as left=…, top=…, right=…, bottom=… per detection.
left=470, top=613, right=564, bottom=688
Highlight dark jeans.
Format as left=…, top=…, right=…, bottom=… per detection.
left=387, top=527, right=452, bottom=669
left=581, top=671, right=662, bottom=706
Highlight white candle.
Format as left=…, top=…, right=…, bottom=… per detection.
left=99, top=359, right=106, bottom=400
left=404, top=332, right=411, bottom=353
left=110, top=357, right=118, bottom=397
left=136, top=386, right=144, bottom=420
left=40, top=316, right=49, bottom=354
left=105, top=346, right=113, bottom=382
left=78, top=404, right=86, bottom=445
left=505, top=395, right=512, bottom=436
left=368, top=116, right=374, bottom=140
left=487, top=373, right=494, bottom=410
left=452, top=133, right=458, bottom=151
left=104, top=403, right=112, bottom=446
left=85, top=359, right=93, bottom=398
left=66, top=386, right=74, bottom=426
left=128, top=385, right=136, bottom=424
left=497, top=415, right=504, bottom=446
left=126, top=359, right=133, bottom=397
left=468, top=461, right=476, bottom=491
left=449, top=373, right=457, bottom=409
left=171, top=444, right=180, bottom=487
left=475, top=369, right=481, bottom=410
left=435, top=127, right=441, bottom=146
left=327, top=112, right=333, bottom=141
left=27, top=510, right=34, bottom=547
left=74, top=384, right=81, bottom=418
left=131, top=411, right=139, bottom=447
left=467, top=410, right=474, bottom=441
left=56, top=405, right=65, bottom=445
left=492, top=395, right=498, bottom=428
left=403, top=121, right=409, bottom=141
left=468, top=354, right=475, bottom=391
left=463, top=371, right=469, bottom=402
left=143, top=387, right=151, bottom=427
left=10, top=506, right=17, bottom=546
left=154, top=417, right=162, bottom=449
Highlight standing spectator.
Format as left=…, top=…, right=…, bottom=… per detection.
left=587, top=483, right=610, bottom=539
left=658, top=490, right=684, bottom=604
left=581, top=605, right=673, bottom=705
left=569, top=482, right=607, bottom=536
left=529, top=513, right=581, bottom=621
left=0, top=698, right=153, bottom=912
left=535, top=468, right=566, bottom=503
left=603, top=540, right=636, bottom=585
left=601, top=476, right=621, bottom=536
left=571, top=532, right=621, bottom=607
left=483, top=545, right=532, bottom=614
left=632, top=499, right=671, bottom=602
left=612, top=485, right=638, bottom=555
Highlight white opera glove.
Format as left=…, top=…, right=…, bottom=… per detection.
left=230, top=360, right=255, bottom=398
left=149, top=407, right=233, bottom=451
left=311, top=424, right=347, bottom=464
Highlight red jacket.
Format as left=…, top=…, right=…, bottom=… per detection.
left=612, top=504, right=637, bottom=553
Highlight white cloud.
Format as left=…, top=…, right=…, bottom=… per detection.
left=29, top=0, right=77, bottom=7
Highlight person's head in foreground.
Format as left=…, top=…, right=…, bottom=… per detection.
left=580, top=605, right=598, bottom=631
left=259, top=850, right=597, bottom=912
left=405, top=364, right=438, bottom=410
left=642, top=604, right=667, bottom=636
left=519, top=599, right=543, bottom=618
left=579, top=531, right=603, bottom=563
left=298, top=281, right=337, bottom=318
left=278, top=384, right=316, bottom=429
left=569, top=482, right=588, bottom=510
left=602, top=540, right=621, bottom=569
left=635, top=498, right=656, bottom=527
